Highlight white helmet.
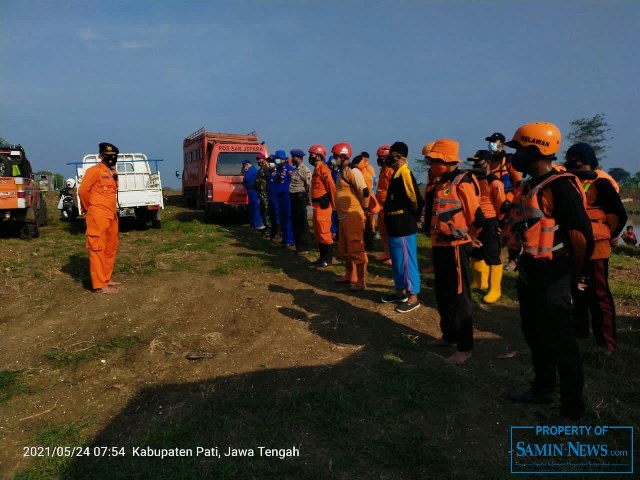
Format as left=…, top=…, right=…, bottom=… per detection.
left=65, top=178, right=76, bottom=188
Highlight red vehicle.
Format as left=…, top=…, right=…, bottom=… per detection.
left=182, top=127, right=268, bottom=219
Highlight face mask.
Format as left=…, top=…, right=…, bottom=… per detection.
left=275, top=159, right=282, bottom=165
left=488, top=142, right=500, bottom=153
left=104, top=155, right=117, bottom=167
left=472, top=165, right=487, bottom=178
left=384, top=156, right=396, bottom=168
left=511, top=150, right=533, bottom=173
left=430, top=163, right=447, bottom=178
left=376, top=157, right=384, bottom=167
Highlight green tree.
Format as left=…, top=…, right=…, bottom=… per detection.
left=623, top=171, right=640, bottom=189
left=566, top=113, right=612, bottom=161
left=608, top=167, right=631, bottom=184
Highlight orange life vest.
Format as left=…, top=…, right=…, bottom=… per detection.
left=431, top=172, right=478, bottom=240
left=580, top=170, right=619, bottom=241
left=508, top=173, right=583, bottom=260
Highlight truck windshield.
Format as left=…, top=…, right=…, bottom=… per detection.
left=215, top=152, right=257, bottom=176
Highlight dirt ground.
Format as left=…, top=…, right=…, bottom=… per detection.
left=1, top=193, right=638, bottom=479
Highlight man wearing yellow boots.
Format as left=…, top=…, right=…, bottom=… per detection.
left=467, top=150, right=506, bottom=303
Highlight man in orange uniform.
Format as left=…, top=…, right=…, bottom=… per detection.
left=78, top=142, right=121, bottom=294
left=309, top=144, right=336, bottom=268
left=333, top=142, right=370, bottom=290
left=564, top=142, right=627, bottom=353
left=467, top=150, right=506, bottom=303
left=375, top=144, right=393, bottom=264
left=426, top=139, right=484, bottom=365
left=353, top=151, right=376, bottom=251
left=486, top=132, right=522, bottom=202
left=504, top=123, right=593, bottom=422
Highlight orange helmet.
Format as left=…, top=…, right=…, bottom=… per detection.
left=421, top=142, right=436, bottom=156
left=376, top=144, right=391, bottom=157
left=505, top=122, right=561, bottom=156
left=331, top=142, right=352, bottom=159
left=309, top=144, right=326, bottom=159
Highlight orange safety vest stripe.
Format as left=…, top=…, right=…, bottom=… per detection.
left=430, top=173, right=477, bottom=241
left=508, top=173, right=583, bottom=260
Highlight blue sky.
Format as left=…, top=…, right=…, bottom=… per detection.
left=1, top=0, right=638, bottom=188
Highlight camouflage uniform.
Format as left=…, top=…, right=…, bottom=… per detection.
left=256, top=165, right=271, bottom=229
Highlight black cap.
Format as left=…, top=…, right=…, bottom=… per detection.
left=389, top=141, right=408, bottom=158
left=99, top=142, right=119, bottom=155
left=466, top=149, right=493, bottom=163
left=566, top=142, right=598, bottom=169
left=484, top=132, right=505, bottom=143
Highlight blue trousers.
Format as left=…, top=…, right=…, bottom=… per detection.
left=389, top=234, right=420, bottom=295
left=267, top=193, right=280, bottom=238
left=277, top=191, right=294, bottom=245
left=331, top=210, right=339, bottom=236
left=247, top=189, right=263, bottom=228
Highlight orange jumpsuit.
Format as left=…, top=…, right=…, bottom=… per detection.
left=376, top=166, right=394, bottom=259
left=336, top=167, right=369, bottom=265
left=78, top=162, right=119, bottom=290
left=311, top=161, right=336, bottom=245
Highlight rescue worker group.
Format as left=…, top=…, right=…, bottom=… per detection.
left=83, top=121, right=627, bottom=422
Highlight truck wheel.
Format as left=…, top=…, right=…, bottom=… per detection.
left=21, top=221, right=39, bottom=239
left=151, top=219, right=162, bottom=229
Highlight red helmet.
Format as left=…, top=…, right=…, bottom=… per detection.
left=331, top=142, right=352, bottom=159
left=308, top=144, right=327, bottom=159
left=376, top=144, right=391, bottom=157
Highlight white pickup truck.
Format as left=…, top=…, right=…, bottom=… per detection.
left=75, top=153, right=164, bottom=228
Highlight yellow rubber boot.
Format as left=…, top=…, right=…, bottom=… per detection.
left=479, top=260, right=490, bottom=290
left=482, top=264, right=503, bottom=304
left=470, top=260, right=489, bottom=290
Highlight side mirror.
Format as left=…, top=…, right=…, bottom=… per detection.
left=175, top=170, right=181, bottom=178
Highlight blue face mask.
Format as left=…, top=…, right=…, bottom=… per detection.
left=488, top=142, right=500, bottom=153
left=275, top=159, right=282, bottom=165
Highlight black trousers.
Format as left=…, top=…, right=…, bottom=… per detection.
left=471, top=217, right=501, bottom=265
left=518, top=257, right=585, bottom=419
left=364, top=216, right=375, bottom=251
left=433, top=244, right=474, bottom=352
left=290, top=192, right=309, bottom=252
left=572, top=258, right=617, bottom=352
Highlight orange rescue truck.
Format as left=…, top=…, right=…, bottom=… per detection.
left=0, top=143, right=47, bottom=238
left=182, top=127, right=268, bottom=220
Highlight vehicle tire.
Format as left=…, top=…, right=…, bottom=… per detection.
left=151, top=219, right=162, bottom=229
left=203, top=205, right=215, bottom=223
left=21, top=221, right=39, bottom=239
left=0, top=156, right=12, bottom=177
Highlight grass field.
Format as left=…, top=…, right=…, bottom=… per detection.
left=1, top=192, right=638, bottom=479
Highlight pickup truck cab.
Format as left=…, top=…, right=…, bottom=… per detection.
left=75, top=153, right=164, bottom=228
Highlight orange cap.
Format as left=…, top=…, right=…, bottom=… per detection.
left=426, top=139, right=460, bottom=163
